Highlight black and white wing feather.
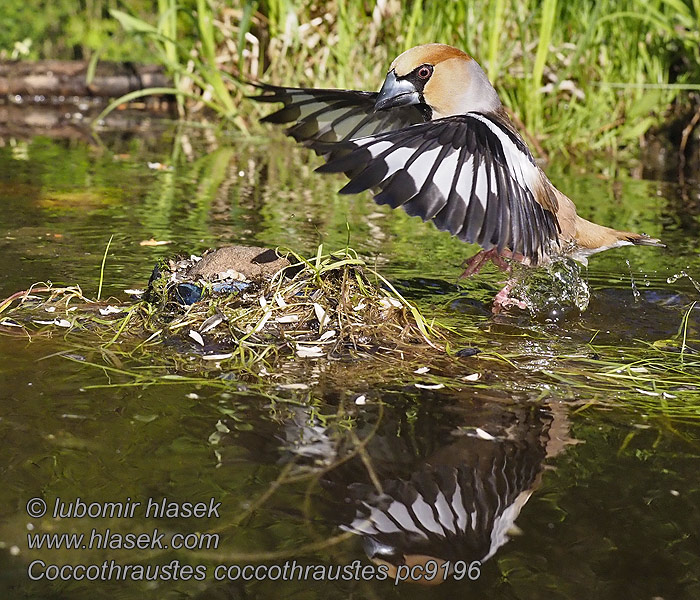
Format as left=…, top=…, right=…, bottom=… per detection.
left=252, top=84, right=426, bottom=153
left=316, top=114, right=560, bottom=262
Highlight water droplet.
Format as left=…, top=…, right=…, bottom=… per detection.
left=667, top=270, right=700, bottom=292
left=626, top=260, right=640, bottom=301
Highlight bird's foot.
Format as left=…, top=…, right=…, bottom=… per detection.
left=460, top=248, right=512, bottom=278
left=492, top=279, right=529, bottom=314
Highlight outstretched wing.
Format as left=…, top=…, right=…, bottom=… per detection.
left=316, top=114, right=560, bottom=262
left=252, top=84, right=426, bottom=153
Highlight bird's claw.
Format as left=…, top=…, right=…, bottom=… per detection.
left=460, top=248, right=512, bottom=278
left=492, top=280, right=529, bottom=314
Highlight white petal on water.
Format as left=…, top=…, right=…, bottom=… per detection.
left=0, top=319, right=22, bottom=328
left=313, top=303, right=330, bottom=329
left=188, top=330, right=205, bottom=346
left=99, top=305, right=122, bottom=316
left=318, top=330, right=336, bottom=341
left=414, top=383, right=444, bottom=390
left=275, top=315, right=299, bottom=323
left=215, top=420, right=231, bottom=433
left=218, top=269, right=247, bottom=281
left=414, top=366, right=430, bottom=374
left=379, top=297, right=402, bottom=309
left=200, top=313, right=224, bottom=333
left=44, top=306, right=56, bottom=313
left=462, top=373, right=481, bottom=381
left=202, top=353, right=233, bottom=361
left=635, top=388, right=660, bottom=397
left=54, top=319, right=71, bottom=328
left=274, top=293, right=288, bottom=308
left=278, top=383, right=310, bottom=390
left=296, top=344, right=324, bottom=358
left=354, top=395, right=366, bottom=405
left=251, top=309, right=273, bottom=333
left=475, top=427, right=496, bottom=440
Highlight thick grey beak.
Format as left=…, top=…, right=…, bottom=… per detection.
left=374, top=70, right=420, bottom=112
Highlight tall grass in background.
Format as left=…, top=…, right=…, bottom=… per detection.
left=99, top=0, right=245, bottom=126
left=103, top=0, right=700, bottom=158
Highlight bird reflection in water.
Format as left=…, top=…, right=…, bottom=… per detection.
left=283, top=397, right=575, bottom=585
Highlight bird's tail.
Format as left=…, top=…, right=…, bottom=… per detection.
left=574, top=216, right=665, bottom=251
left=622, top=232, right=666, bottom=248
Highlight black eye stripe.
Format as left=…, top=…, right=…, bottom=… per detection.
left=399, top=64, right=434, bottom=90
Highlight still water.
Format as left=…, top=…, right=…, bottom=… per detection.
left=0, top=123, right=698, bottom=599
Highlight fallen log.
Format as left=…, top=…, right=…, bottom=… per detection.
left=0, top=102, right=174, bottom=142
left=0, top=60, right=171, bottom=99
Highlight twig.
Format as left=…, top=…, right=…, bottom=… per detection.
left=679, top=103, right=700, bottom=170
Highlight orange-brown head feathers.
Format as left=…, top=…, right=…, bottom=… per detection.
left=375, top=43, right=502, bottom=119
left=390, top=43, right=472, bottom=76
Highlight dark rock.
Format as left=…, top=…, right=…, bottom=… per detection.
left=456, top=347, right=481, bottom=357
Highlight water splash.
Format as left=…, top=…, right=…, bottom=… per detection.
left=626, top=259, right=641, bottom=301
left=507, top=258, right=590, bottom=320
left=667, top=270, right=700, bottom=293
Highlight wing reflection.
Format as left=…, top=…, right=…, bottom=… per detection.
left=283, top=397, right=574, bottom=583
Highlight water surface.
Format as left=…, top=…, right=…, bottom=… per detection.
left=0, top=124, right=698, bottom=599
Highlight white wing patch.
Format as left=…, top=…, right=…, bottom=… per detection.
left=455, top=155, right=475, bottom=203
left=344, top=518, right=377, bottom=535
left=313, top=110, right=366, bottom=138
left=292, top=97, right=324, bottom=121
left=351, top=121, right=384, bottom=139
left=367, top=140, right=394, bottom=157
left=405, top=147, right=442, bottom=193
left=388, top=500, right=421, bottom=532
left=489, top=159, right=498, bottom=196
left=451, top=483, right=469, bottom=532
left=474, top=162, right=489, bottom=210
left=434, top=491, right=457, bottom=534
left=367, top=509, right=402, bottom=534
left=377, top=146, right=416, bottom=179
left=469, top=113, right=538, bottom=189
left=314, top=112, right=560, bottom=262
left=411, top=495, right=443, bottom=535
left=432, top=149, right=462, bottom=199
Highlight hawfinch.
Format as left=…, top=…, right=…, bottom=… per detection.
left=253, top=43, right=663, bottom=273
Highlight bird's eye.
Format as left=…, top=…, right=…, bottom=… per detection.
left=417, top=65, right=433, bottom=80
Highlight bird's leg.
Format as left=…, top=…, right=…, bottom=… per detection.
left=460, top=248, right=512, bottom=278
left=492, top=280, right=529, bottom=314
left=459, top=249, right=532, bottom=313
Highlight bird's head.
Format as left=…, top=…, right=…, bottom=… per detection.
left=375, top=43, right=501, bottom=120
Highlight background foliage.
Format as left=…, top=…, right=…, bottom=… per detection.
left=2, top=0, right=700, bottom=156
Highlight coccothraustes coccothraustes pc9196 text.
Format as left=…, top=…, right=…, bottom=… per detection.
left=253, top=43, right=663, bottom=278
